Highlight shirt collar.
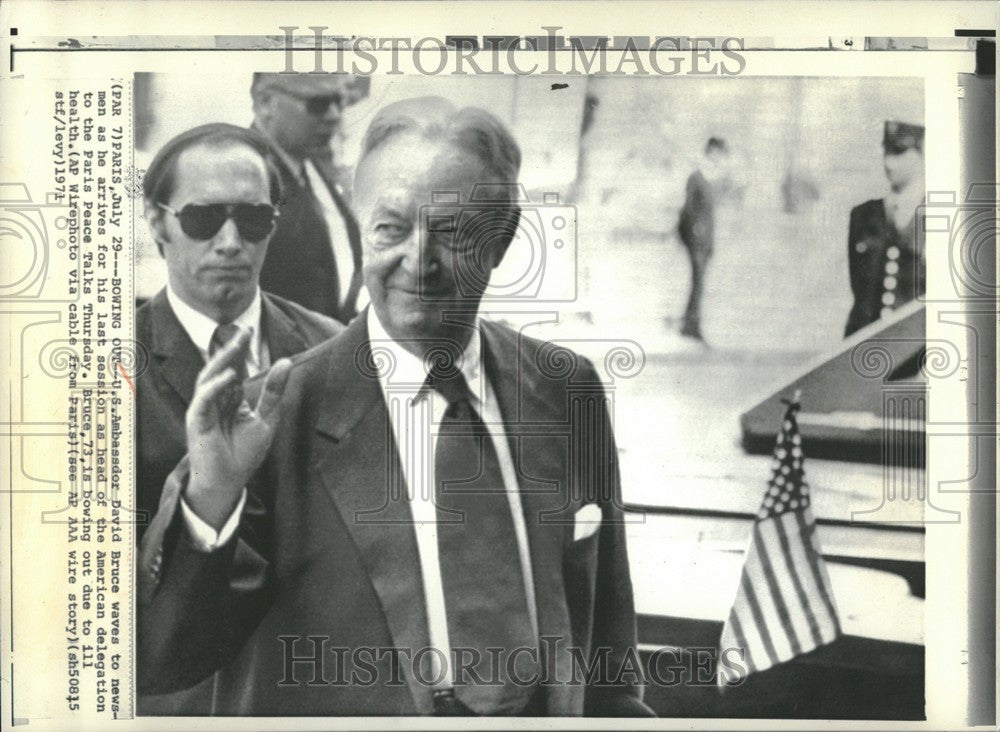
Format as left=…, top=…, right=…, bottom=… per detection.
left=366, top=307, right=483, bottom=406
left=166, top=284, right=264, bottom=368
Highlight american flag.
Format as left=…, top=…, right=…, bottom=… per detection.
left=718, top=394, right=841, bottom=685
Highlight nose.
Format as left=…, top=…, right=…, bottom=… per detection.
left=399, top=229, right=440, bottom=280
left=212, top=218, right=244, bottom=256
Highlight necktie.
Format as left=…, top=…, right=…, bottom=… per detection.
left=429, top=365, right=538, bottom=715
left=209, top=323, right=248, bottom=383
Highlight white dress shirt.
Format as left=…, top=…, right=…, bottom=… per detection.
left=367, top=308, right=539, bottom=687
left=165, top=284, right=270, bottom=377
left=169, top=284, right=265, bottom=549
left=303, top=159, right=355, bottom=305
left=182, top=307, right=540, bottom=689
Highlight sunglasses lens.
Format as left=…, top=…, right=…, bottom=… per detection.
left=233, top=204, right=277, bottom=241
left=178, top=205, right=228, bottom=240
left=175, top=204, right=276, bottom=242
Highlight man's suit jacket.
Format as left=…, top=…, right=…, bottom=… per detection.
left=845, top=198, right=926, bottom=337
left=137, top=313, right=651, bottom=716
left=256, top=132, right=363, bottom=325
left=136, top=288, right=344, bottom=532
left=134, top=289, right=343, bottom=715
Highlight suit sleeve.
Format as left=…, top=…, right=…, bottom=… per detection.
left=136, top=458, right=274, bottom=694
left=577, top=359, right=656, bottom=717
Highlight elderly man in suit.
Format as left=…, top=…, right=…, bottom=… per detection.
left=251, top=73, right=364, bottom=324
left=138, top=98, right=653, bottom=718
left=136, top=123, right=342, bottom=713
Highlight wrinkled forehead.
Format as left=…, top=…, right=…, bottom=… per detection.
left=354, top=135, right=498, bottom=212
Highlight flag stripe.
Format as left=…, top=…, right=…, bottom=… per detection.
left=740, top=567, right=780, bottom=667
left=733, top=601, right=770, bottom=673
left=727, top=610, right=757, bottom=674
left=721, top=593, right=772, bottom=676
left=794, top=509, right=841, bottom=635
left=780, top=511, right=839, bottom=641
left=717, top=401, right=842, bottom=685
left=753, top=523, right=803, bottom=656
left=772, top=513, right=824, bottom=646
left=807, top=522, right=842, bottom=637
left=744, top=537, right=795, bottom=661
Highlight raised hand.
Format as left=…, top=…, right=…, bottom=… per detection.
left=184, top=329, right=292, bottom=530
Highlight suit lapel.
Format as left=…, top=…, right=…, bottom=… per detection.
left=146, top=289, right=205, bottom=405
left=310, top=315, right=434, bottom=714
left=309, top=154, right=364, bottom=319
left=260, top=294, right=309, bottom=361
left=480, top=322, right=582, bottom=715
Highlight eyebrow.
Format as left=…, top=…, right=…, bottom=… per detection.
left=370, top=200, right=413, bottom=221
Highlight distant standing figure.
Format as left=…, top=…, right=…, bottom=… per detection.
left=844, top=121, right=925, bottom=337
left=677, top=137, right=729, bottom=341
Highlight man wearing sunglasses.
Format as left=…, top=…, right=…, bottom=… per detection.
left=251, top=73, right=364, bottom=325
left=135, top=123, right=343, bottom=714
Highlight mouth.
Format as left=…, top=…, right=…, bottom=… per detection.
left=204, top=265, right=252, bottom=278
left=394, top=285, right=453, bottom=299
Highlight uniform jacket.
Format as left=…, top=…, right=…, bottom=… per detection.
left=136, top=313, right=651, bottom=717
left=845, top=198, right=926, bottom=337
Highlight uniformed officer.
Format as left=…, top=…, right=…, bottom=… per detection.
left=844, top=121, right=925, bottom=337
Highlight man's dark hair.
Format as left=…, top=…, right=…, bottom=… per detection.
left=143, top=123, right=283, bottom=207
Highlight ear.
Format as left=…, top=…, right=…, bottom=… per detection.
left=144, top=199, right=169, bottom=257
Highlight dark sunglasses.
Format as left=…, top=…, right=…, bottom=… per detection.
left=158, top=202, right=279, bottom=242
left=277, top=88, right=343, bottom=116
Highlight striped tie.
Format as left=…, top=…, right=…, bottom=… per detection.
left=209, top=322, right=248, bottom=382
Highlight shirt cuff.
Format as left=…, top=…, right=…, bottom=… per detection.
left=179, top=489, right=247, bottom=552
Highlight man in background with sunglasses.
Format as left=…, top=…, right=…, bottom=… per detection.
left=135, top=123, right=343, bottom=714
left=251, top=73, right=364, bottom=325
